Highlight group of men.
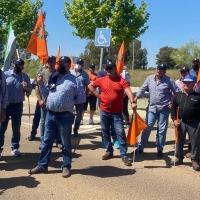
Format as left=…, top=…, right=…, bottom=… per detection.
left=0, top=56, right=200, bottom=178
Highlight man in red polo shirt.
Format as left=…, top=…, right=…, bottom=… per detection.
left=88, top=60, right=136, bottom=166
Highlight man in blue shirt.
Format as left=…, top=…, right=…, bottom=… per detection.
left=29, top=56, right=82, bottom=178
left=0, top=58, right=32, bottom=158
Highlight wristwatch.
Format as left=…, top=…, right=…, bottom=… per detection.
left=131, top=101, right=136, bottom=104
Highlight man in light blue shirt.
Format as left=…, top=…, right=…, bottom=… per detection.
left=134, top=64, right=179, bottom=158
left=0, top=58, right=32, bottom=158
left=29, top=56, right=82, bottom=178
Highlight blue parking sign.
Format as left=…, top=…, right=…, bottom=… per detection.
left=94, top=28, right=111, bottom=47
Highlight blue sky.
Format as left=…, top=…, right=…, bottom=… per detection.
left=42, top=0, right=200, bottom=68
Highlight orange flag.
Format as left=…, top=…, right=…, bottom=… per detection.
left=26, top=11, right=48, bottom=64
left=70, top=55, right=74, bottom=70
left=197, top=69, right=200, bottom=82
left=127, top=111, right=147, bottom=146
left=175, top=107, right=180, bottom=143
left=55, top=45, right=60, bottom=69
left=116, top=41, right=125, bottom=75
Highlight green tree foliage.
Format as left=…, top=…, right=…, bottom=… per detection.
left=23, top=58, right=41, bottom=78
left=80, top=40, right=148, bottom=69
left=0, top=0, right=44, bottom=60
left=170, top=40, right=200, bottom=68
left=156, top=46, right=177, bottom=69
left=63, top=0, right=150, bottom=44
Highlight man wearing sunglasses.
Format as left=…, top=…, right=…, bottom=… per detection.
left=35, top=56, right=61, bottom=149
left=88, top=60, right=136, bottom=166
left=0, top=58, right=32, bottom=158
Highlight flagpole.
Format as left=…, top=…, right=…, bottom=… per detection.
left=132, top=144, right=136, bottom=169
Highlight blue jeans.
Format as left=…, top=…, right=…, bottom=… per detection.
left=100, top=110, right=128, bottom=158
left=40, top=108, right=61, bottom=143
left=0, top=103, right=23, bottom=150
left=37, top=111, right=75, bottom=170
left=31, top=101, right=41, bottom=136
left=138, top=106, right=170, bottom=151
left=74, top=103, right=83, bottom=130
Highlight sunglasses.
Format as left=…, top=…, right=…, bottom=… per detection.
left=48, top=60, right=55, bottom=63
left=106, top=67, right=114, bottom=71
left=15, top=65, right=22, bottom=68
left=90, top=67, right=95, bottom=69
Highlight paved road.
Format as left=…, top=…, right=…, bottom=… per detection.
left=0, top=95, right=200, bottom=200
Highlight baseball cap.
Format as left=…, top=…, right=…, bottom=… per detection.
left=76, top=58, right=84, bottom=65
left=193, top=58, right=199, bottom=62
left=183, top=74, right=196, bottom=82
left=180, top=67, right=189, bottom=73
left=105, top=61, right=116, bottom=68
left=48, top=55, right=56, bottom=61
left=14, top=58, right=24, bottom=65
left=89, top=63, right=95, bottom=68
left=59, top=56, right=71, bottom=64
left=157, top=64, right=167, bottom=71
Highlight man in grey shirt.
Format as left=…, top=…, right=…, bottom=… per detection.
left=134, top=64, right=179, bottom=158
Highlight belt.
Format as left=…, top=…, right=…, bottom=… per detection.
left=49, top=110, right=70, bottom=115
left=9, top=102, right=23, bottom=106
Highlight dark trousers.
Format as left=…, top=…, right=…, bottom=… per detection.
left=31, top=101, right=41, bottom=136
left=175, top=120, right=200, bottom=160
left=123, top=95, right=129, bottom=125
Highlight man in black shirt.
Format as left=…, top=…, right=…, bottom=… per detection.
left=171, top=74, right=200, bottom=171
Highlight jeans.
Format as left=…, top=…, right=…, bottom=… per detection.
left=31, top=101, right=41, bottom=136
left=40, top=108, right=61, bottom=143
left=100, top=110, right=128, bottom=158
left=37, top=111, right=75, bottom=170
left=74, top=103, right=83, bottom=130
left=0, top=103, right=23, bottom=150
left=138, top=106, right=170, bottom=151
left=123, top=95, right=129, bottom=125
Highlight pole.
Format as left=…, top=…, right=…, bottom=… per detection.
left=99, top=48, right=103, bottom=72
left=132, top=39, right=135, bottom=71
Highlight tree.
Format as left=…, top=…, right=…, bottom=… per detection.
left=0, top=0, right=44, bottom=60
left=156, top=46, right=177, bottom=69
left=79, top=40, right=148, bottom=69
left=63, top=0, right=150, bottom=45
left=170, top=39, right=200, bottom=68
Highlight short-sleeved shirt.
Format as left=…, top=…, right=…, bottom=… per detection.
left=88, top=71, right=97, bottom=95
left=92, top=76, right=129, bottom=113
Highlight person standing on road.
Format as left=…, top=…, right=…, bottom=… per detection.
left=134, top=64, right=179, bottom=158
left=82, top=63, right=97, bottom=125
left=88, top=60, right=136, bottom=166
left=70, top=58, right=89, bottom=137
left=29, top=56, right=82, bottom=178
left=171, top=74, right=200, bottom=171
left=0, top=58, right=32, bottom=157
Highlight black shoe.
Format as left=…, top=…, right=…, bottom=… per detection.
left=157, top=151, right=163, bottom=158
left=74, top=129, right=79, bottom=137
left=28, top=135, right=36, bottom=141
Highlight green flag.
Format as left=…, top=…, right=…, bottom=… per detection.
left=3, top=23, right=16, bottom=71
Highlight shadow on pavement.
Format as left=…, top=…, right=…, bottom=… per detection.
left=72, top=166, right=136, bottom=178
left=0, top=176, right=40, bottom=195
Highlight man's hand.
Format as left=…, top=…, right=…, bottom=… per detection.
left=173, top=120, right=180, bottom=127
left=0, top=110, right=6, bottom=123
left=39, top=100, right=46, bottom=108
left=131, top=102, right=137, bottom=111
left=168, top=103, right=172, bottom=109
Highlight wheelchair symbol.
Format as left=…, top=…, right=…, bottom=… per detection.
left=97, top=31, right=108, bottom=44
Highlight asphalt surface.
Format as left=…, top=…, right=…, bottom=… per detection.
left=0, top=92, right=200, bottom=200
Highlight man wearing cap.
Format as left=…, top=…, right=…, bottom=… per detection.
left=88, top=60, right=136, bottom=166
left=134, top=64, right=179, bottom=158
left=82, top=63, right=97, bottom=125
left=171, top=74, right=200, bottom=171
left=190, top=58, right=199, bottom=78
left=175, top=67, right=190, bottom=90
left=0, top=58, right=32, bottom=157
left=29, top=56, right=82, bottom=178
left=70, top=58, right=90, bottom=137
left=34, top=56, right=61, bottom=149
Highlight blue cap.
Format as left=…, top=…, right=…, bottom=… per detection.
left=183, top=75, right=196, bottom=82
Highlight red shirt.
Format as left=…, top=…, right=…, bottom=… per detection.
left=88, top=72, right=97, bottom=95
left=92, top=76, right=130, bottom=113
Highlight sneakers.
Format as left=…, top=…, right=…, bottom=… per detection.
left=122, top=158, right=132, bottom=166
left=89, top=118, right=94, bottom=125
left=113, top=140, right=120, bottom=149
left=74, top=129, right=79, bottom=137
left=0, top=151, right=2, bottom=161
left=157, top=151, right=163, bottom=158
left=171, top=157, right=183, bottom=165
left=80, top=120, right=83, bottom=125
left=192, top=160, right=200, bottom=171
left=29, top=167, right=48, bottom=175
left=102, top=153, right=113, bottom=160
left=11, top=149, right=21, bottom=157
left=185, top=152, right=191, bottom=158
left=62, top=169, right=71, bottom=178
left=28, top=134, right=36, bottom=141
